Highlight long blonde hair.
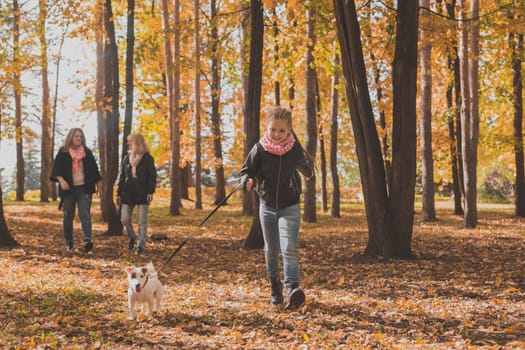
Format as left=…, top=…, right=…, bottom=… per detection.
left=62, top=128, right=86, bottom=151
left=127, top=133, right=149, bottom=155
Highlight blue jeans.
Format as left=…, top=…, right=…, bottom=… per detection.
left=62, top=186, right=93, bottom=245
left=259, top=202, right=301, bottom=284
left=121, top=203, right=149, bottom=249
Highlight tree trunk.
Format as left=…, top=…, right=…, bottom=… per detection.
left=272, top=7, right=280, bottom=106
left=99, top=0, right=123, bottom=236
left=122, top=0, right=135, bottom=158
left=0, top=185, right=19, bottom=247
left=445, top=0, right=464, bottom=215
left=334, top=0, right=389, bottom=256
left=511, top=32, right=525, bottom=216
left=194, top=0, right=202, bottom=210
left=211, top=0, right=226, bottom=205
left=161, top=0, right=181, bottom=215
left=367, top=3, right=391, bottom=188
left=334, top=0, right=418, bottom=258
left=303, top=4, right=317, bottom=223
left=315, top=77, right=327, bottom=213
left=244, top=0, right=264, bottom=249
left=459, top=0, right=479, bottom=228
left=330, top=51, right=341, bottom=218
left=50, top=16, right=70, bottom=202
left=319, top=124, right=328, bottom=212
left=170, top=0, right=182, bottom=215
left=181, top=164, right=190, bottom=200
left=467, top=0, right=480, bottom=227
left=13, top=0, right=24, bottom=202
left=96, top=0, right=106, bottom=220
left=386, top=0, right=419, bottom=258
left=39, top=0, right=52, bottom=203
left=419, top=0, right=435, bottom=221
left=241, top=0, right=253, bottom=216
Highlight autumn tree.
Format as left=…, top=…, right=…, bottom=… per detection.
left=122, top=0, right=135, bottom=158
left=459, top=0, right=480, bottom=228
left=171, top=0, right=182, bottom=215
left=420, top=0, right=435, bottom=221
left=511, top=30, right=524, bottom=216
left=194, top=0, right=203, bottom=210
left=443, top=0, right=464, bottom=215
left=0, top=133, right=18, bottom=246
left=97, top=0, right=122, bottom=235
left=210, top=0, right=226, bottom=205
left=334, top=0, right=419, bottom=258
left=13, top=0, right=25, bottom=202
left=0, top=184, right=18, bottom=247
left=303, top=2, right=317, bottom=223
left=38, top=0, right=52, bottom=203
left=243, top=0, right=264, bottom=249
left=330, top=50, right=340, bottom=218
left=240, top=0, right=253, bottom=216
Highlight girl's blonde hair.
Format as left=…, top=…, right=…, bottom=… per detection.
left=62, top=128, right=86, bottom=150
left=265, top=106, right=292, bottom=129
left=127, top=133, right=149, bottom=155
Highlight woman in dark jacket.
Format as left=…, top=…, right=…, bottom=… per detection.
left=117, top=133, right=157, bottom=255
left=50, top=128, right=101, bottom=253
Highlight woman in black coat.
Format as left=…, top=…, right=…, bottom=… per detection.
left=117, top=133, right=157, bottom=255
left=50, top=128, right=101, bottom=253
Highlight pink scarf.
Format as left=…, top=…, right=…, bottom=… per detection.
left=260, top=132, right=295, bottom=156
left=69, top=145, right=86, bottom=174
left=129, top=151, right=143, bottom=179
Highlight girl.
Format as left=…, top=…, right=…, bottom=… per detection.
left=51, top=128, right=102, bottom=253
left=240, top=106, right=313, bottom=309
left=117, top=133, right=157, bottom=255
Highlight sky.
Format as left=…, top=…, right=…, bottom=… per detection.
left=1, top=31, right=98, bottom=187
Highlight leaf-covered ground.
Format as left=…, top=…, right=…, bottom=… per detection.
left=0, top=194, right=524, bottom=349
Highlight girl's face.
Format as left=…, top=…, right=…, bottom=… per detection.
left=72, top=131, right=83, bottom=147
left=127, top=138, right=135, bottom=151
left=267, top=119, right=290, bottom=143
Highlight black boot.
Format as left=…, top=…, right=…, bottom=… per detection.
left=269, top=277, right=283, bottom=304
left=285, top=282, right=305, bottom=310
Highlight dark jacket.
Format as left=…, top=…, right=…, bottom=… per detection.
left=240, top=142, right=313, bottom=209
left=50, top=146, right=102, bottom=197
left=117, top=153, right=157, bottom=205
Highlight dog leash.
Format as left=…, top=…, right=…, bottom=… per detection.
left=157, top=181, right=242, bottom=274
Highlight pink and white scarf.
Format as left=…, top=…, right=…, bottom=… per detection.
left=260, top=132, right=295, bottom=156
left=129, top=151, right=143, bottom=179
left=68, top=145, right=86, bottom=174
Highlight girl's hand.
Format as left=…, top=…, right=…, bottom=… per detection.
left=245, top=179, right=253, bottom=192
left=147, top=194, right=153, bottom=203
left=60, top=180, right=70, bottom=191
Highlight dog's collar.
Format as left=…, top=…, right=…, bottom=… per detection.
left=138, top=276, right=149, bottom=291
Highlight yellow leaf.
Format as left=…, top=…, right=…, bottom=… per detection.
left=505, top=326, right=515, bottom=333
left=303, top=332, right=309, bottom=342
left=336, top=276, right=345, bottom=286
left=136, top=312, right=147, bottom=322
left=373, top=333, right=384, bottom=341
left=504, top=287, right=518, bottom=295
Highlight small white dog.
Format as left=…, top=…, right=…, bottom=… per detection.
left=125, top=262, right=164, bottom=320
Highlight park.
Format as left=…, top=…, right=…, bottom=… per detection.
left=1, top=0, right=525, bottom=348
left=0, top=192, right=524, bottom=348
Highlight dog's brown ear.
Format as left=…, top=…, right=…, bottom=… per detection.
left=141, top=267, right=148, bottom=274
